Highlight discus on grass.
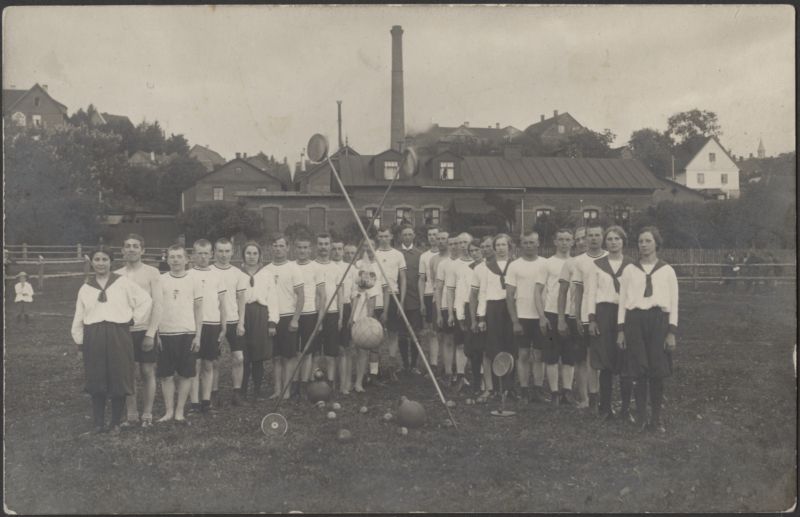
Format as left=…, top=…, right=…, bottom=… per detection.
left=261, top=413, right=288, bottom=437
left=490, top=352, right=516, bottom=417
left=307, top=134, right=329, bottom=163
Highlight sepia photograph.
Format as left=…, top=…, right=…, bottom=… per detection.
left=2, top=4, right=796, bottom=514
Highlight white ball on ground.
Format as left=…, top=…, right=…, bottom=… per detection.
left=383, top=412, right=393, bottom=422
left=445, top=400, right=456, bottom=408
left=359, top=406, right=368, bottom=414
left=332, top=402, right=342, bottom=411
left=316, top=401, right=326, bottom=409
left=327, top=411, right=337, bottom=420
left=399, top=426, right=408, bottom=436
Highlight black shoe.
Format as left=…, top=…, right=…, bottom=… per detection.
left=602, top=409, right=616, bottom=421
left=529, top=387, right=547, bottom=404
left=560, top=390, right=578, bottom=407
left=588, top=393, right=599, bottom=409
left=619, top=410, right=637, bottom=425
left=231, top=391, right=243, bottom=406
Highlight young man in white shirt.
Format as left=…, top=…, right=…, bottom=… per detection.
left=418, top=226, right=439, bottom=374
left=435, top=235, right=458, bottom=384
left=294, top=235, right=326, bottom=399
left=446, top=232, right=474, bottom=393
left=211, top=238, right=249, bottom=406
left=535, top=229, right=576, bottom=406
left=505, top=230, right=548, bottom=403
left=313, top=233, right=343, bottom=385
left=376, top=226, right=407, bottom=382
left=115, top=234, right=162, bottom=428
left=562, top=225, right=606, bottom=409
left=424, top=229, right=449, bottom=377
left=155, top=244, right=203, bottom=424
left=265, top=234, right=304, bottom=400
left=189, top=239, right=227, bottom=415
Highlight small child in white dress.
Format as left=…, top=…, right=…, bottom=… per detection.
left=14, top=272, right=34, bottom=323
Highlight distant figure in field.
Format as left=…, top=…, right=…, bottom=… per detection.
left=721, top=251, right=738, bottom=293
left=14, top=271, right=34, bottom=323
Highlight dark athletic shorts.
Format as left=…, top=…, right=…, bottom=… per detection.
left=198, top=323, right=222, bottom=361
left=311, top=312, right=340, bottom=357
left=275, top=315, right=299, bottom=359
left=438, top=309, right=456, bottom=334
left=339, top=303, right=352, bottom=348
left=156, top=334, right=196, bottom=378
left=513, top=318, right=543, bottom=349
left=297, top=313, right=318, bottom=353
left=543, top=312, right=577, bottom=366
left=224, top=324, right=243, bottom=353
left=131, top=329, right=157, bottom=363
left=423, top=295, right=435, bottom=324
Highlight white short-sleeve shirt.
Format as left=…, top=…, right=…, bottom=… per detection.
left=315, top=260, right=342, bottom=313
left=505, top=257, right=547, bottom=320
left=264, top=261, right=304, bottom=317
left=540, top=255, right=567, bottom=315
left=212, top=264, right=249, bottom=323
left=419, top=249, right=438, bottom=296
left=294, top=260, right=323, bottom=315
left=192, top=267, right=227, bottom=324
left=375, top=248, right=406, bottom=294
left=159, top=271, right=203, bottom=335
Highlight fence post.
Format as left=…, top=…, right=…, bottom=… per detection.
left=690, top=249, right=698, bottom=291
left=37, top=256, right=45, bottom=291
left=77, top=243, right=82, bottom=259
left=22, top=243, right=28, bottom=260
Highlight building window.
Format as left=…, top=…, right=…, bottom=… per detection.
left=535, top=208, right=551, bottom=221
left=213, top=187, right=224, bottom=201
left=383, top=161, right=399, bottom=180
left=424, top=207, right=440, bottom=225
left=235, top=166, right=242, bottom=174
left=558, top=124, right=565, bottom=134
left=709, top=152, right=716, bottom=163
left=614, top=207, right=630, bottom=229
left=721, top=173, right=728, bottom=185
left=439, top=161, right=455, bottom=180
left=697, top=173, right=705, bottom=185
left=34, top=97, right=40, bottom=107
left=32, top=115, right=42, bottom=128
left=365, top=207, right=381, bottom=229
left=11, top=112, right=26, bottom=126
left=583, top=209, right=599, bottom=222
left=396, top=207, right=413, bottom=226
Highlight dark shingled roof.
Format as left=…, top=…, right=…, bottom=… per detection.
left=323, top=153, right=663, bottom=190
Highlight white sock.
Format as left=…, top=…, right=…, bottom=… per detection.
left=560, top=364, right=575, bottom=391
left=546, top=364, right=560, bottom=393
left=369, top=362, right=379, bottom=375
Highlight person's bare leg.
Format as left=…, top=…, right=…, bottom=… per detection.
left=231, top=350, right=244, bottom=389
left=270, top=358, right=283, bottom=399
left=175, top=377, right=192, bottom=421
left=158, top=377, right=175, bottom=422
left=141, top=363, right=157, bottom=421
left=201, top=360, right=214, bottom=402
left=190, top=359, right=201, bottom=404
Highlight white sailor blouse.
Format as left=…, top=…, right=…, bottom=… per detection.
left=616, top=261, right=679, bottom=334
left=71, top=274, right=153, bottom=345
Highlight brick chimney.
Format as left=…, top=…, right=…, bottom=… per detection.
left=235, top=152, right=241, bottom=159
left=496, top=123, right=500, bottom=129
left=390, top=26, right=405, bottom=151
left=540, top=114, right=545, bottom=122
left=41, top=84, right=48, bottom=91
left=554, top=110, right=559, bottom=118
left=243, top=152, right=248, bottom=159
left=337, top=100, right=344, bottom=150
left=463, top=121, right=469, bottom=127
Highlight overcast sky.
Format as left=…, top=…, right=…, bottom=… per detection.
left=3, top=5, right=795, bottom=165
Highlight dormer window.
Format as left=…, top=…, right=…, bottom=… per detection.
left=583, top=209, right=599, bottom=222
left=439, top=162, right=455, bottom=180
left=383, top=161, right=399, bottom=180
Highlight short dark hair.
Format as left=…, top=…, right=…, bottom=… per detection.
left=316, top=233, right=331, bottom=242
left=555, top=228, right=573, bottom=239
left=426, top=225, right=440, bottom=233
left=400, top=224, right=414, bottom=234
left=271, top=233, right=287, bottom=245
left=585, top=223, right=604, bottom=233
left=90, top=245, right=114, bottom=262
left=638, top=226, right=663, bottom=250
left=469, top=238, right=483, bottom=249
left=123, top=233, right=145, bottom=248
left=521, top=229, right=539, bottom=240
left=167, top=244, right=186, bottom=256
left=377, top=226, right=392, bottom=234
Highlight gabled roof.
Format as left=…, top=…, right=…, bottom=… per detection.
left=2, top=83, right=67, bottom=114
left=189, top=144, right=226, bottom=165
left=101, top=113, right=133, bottom=126
left=524, top=112, right=583, bottom=136
left=323, top=153, right=663, bottom=190
left=676, top=136, right=740, bottom=172
left=408, top=124, right=521, bottom=146
left=196, top=157, right=287, bottom=186
left=657, top=177, right=713, bottom=200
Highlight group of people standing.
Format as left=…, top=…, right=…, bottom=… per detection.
left=71, top=222, right=679, bottom=435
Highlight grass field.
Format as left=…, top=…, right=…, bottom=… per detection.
left=3, top=277, right=797, bottom=513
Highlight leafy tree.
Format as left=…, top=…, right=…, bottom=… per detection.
left=557, top=129, right=617, bottom=158
left=629, top=128, right=674, bottom=178
left=483, top=192, right=518, bottom=233
left=532, top=208, right=578, bottom=246
left=4, top=125, right=105, bottom=244
left=177, top=201, right=262, bottom=244
left=666, top=109, right=722, bottom=146
left=156, top=156, right=207, bottom=212
left=165, top=133, right=190, bottom=156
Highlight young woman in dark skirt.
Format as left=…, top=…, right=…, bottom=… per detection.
left=71, top=246, right=152, bottom=434
left=616, top=226, right=679, bottom=433
left=586, top=226, right=635, bottom=422
left=241, top=241, right=278, bottom=399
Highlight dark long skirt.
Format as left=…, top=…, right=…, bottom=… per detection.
left=485, top=299, right=517, bottom=359
left=590, top=302, right=622, bottom=373
left=621, top=308, right=672, bottom=379
left=83, top=321, right=134, bottom=396
left=244, top=302, right=273, bottom=362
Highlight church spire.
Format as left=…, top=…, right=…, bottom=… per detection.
left=757, top=138, right=765, bottom=159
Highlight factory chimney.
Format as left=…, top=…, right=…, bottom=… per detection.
left=390, top=25, right=405, bottom=151
left=337, top=100, right=344, bottom=150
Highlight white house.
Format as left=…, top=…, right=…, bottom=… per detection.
left=674, top=137, right=741, bottom=200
